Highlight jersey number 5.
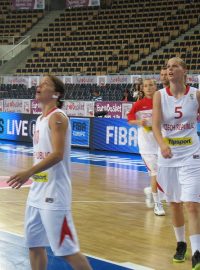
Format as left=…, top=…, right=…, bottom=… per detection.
left=175, top=106, right=183, bottom=119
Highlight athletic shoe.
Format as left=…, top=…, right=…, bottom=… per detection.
left=144, top=186, right=154, bottom=208
left=173, top=241, right=187, bottom=263
left=154, top=202, right=165, bottom=216
left=192, top=250, right=200, bottom=270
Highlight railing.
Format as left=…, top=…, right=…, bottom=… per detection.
left=0, top=36, right=31, bottom=65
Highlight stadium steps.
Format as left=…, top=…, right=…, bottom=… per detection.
left=0, top=10, right=63, bottom=75
left=125, top=21, right=200, bottom=73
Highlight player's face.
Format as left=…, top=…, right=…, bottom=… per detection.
left=36, top=77, right=56, bottom=103
left=160, top=69, right=169, bottom=86
left=167, top=59, right=186, bottom=83
left=143, top=80, right=157, bottom=98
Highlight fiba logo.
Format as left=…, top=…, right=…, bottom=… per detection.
left=0, top=118, right=4, bottom=133
left=106, top=126, right=138, bottom=146
left=28, top=119, right=36, bottom=138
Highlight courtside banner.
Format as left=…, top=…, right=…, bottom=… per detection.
left=95, top=101, right=122, bottom=118
left=91, top=118, right=139, bottom=153
left=66, top=0, right=100, bottom=8
left=0, top=112, right=37, bottom=142
left=70, top=117, right=90, bottom=147
left=0, top=100, right=3, bottom=112
left=12, top=0, right=45, bottom=9
left=4, top=99, right=31, bottom=113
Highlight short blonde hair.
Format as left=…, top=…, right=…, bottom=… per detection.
left=167, top=57, right=187, bottom=69
left=143, top=78, right=157, bottom=86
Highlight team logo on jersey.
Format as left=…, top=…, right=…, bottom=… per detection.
left=32, top=172, right=48, bottom=182
left=193, top=154, right=200, bottom=159
left=165, top=137, right=193, bottom=146
left=45, top=198, right=54, bottom=203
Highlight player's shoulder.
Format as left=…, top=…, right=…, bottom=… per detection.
left=49, top=109, right=68, bottom=124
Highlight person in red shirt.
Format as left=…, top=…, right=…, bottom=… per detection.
left=127, top=78, right=165, bottom=216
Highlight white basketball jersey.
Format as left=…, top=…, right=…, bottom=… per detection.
left=127, top=97, right=158, bottom=154
left=158, top=86, right=200, bottom=167
left=27, top=108, right=72, bottom=210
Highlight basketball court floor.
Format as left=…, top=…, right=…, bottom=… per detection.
left=0, top=140, right=191, bottom=270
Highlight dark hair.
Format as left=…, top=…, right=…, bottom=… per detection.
left=47, top=75, right=65, bottom=108
left=93, top=89, right=100, bottom=95
left=160, top=66, right=167, bottom=71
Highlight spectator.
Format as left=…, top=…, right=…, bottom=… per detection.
left=121, top=89, right=134, bottom=102
left=160, top=67, right=170, bottom=88
left=92, top=90, right=103, bottom=101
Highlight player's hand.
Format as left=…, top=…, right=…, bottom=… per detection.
left=140, top=119, right=148, bottom=126
left=160, top=143, right=173, bottom=158
left=7, top=170, right=31, bottom=189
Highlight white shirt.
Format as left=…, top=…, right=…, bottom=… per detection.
left=27, top=108, right=72, bottom=210
left=158, top=86, right=200, bottom=167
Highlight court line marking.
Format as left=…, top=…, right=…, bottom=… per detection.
left=0, top=200, right=146, bottom=204
left=0, top=146, right=148, bottom=173
left=0, top=230, right=154, bottom=270
left=73, top=200, right=143, bottom=204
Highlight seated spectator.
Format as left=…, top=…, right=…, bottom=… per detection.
left=92, top=90, right=103, bottom=101
left=121, top=89, right=134, bottom=102
left=137, top=90, right=145, bottom=100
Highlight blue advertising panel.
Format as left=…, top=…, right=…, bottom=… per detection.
left=91, top=118, right=139, bottom=153
left=0, top=112, right=37, bottom=142
left=70, top=117, right=90, bottom=147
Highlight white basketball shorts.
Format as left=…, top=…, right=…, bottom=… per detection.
left=157, top=166, right=200, bottom=203
left=141, top=154, right=158, bottom=176
left=25, top=205, right=80, bottom=256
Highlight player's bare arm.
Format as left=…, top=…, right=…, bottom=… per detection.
left=196, top=90, right=200, bottom=111
left=7, top=112, right=68, bottom=189
left=128, top=119, right=148, bottom=127
left=152, top=91, right=172, bottom=158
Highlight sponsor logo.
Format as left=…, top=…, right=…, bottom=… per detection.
left=193, top=154, right=200, bottom=159
left=45, top=198, right=54, bottom=203
left=32, top=172, right=48, bottom=182
left=164, top=137, right=192, bottom=146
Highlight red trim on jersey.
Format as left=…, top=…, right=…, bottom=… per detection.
left=59, top=217, right=74, bottom=246
left=166, top=85, right=190, bottom=96
left=44, top=107, right=57, bottom=117
left=157, top=182, right=164, bottom=193
left=127, top=97, right=153, bottom=121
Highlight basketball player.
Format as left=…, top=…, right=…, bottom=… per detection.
left=7, top=75, right=93, bottom=270
left=152, top=57, right=200, bottom=270
left=127, top=78, right=165, bottom=216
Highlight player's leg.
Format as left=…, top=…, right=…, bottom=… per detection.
left=151, top=175, right=165, bottom=216
left=25, top=205, right=49, bottom=270
left=64, top=252, right=93, bottom=270
left=40, top=209, right=93, bottom=270
left=29, top=247, right=47, bottom=270
left=171, top=202, right=187, bottom=262
left=180, top=166, right=200, bottom=269
left=158, top=166, right=187, bottom=262
left=143, top=154, right=165, bottom=215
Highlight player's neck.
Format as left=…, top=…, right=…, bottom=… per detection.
left=170, top=82, right=186, bottom=97
left=41, top=103, right=57, bottom=117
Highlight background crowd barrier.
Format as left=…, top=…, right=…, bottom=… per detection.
left=0, top=112, right=139, bottom=154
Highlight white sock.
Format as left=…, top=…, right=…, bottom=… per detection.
left=190, top=234, right=200, bottom=255
left=152, top=192, right=159, bottom=203
left=173, top=225, right=186, bottom=242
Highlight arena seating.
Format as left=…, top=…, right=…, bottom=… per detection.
left=0, top=83, right=134, bottom=101
left=14, top=0, right=200, bottom=75
left=0, top=0, right=44, bottom=44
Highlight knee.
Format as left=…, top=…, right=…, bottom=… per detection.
left=170, top=202, right=183, bottom=211
left=185, top=202, right=199, bottom=215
